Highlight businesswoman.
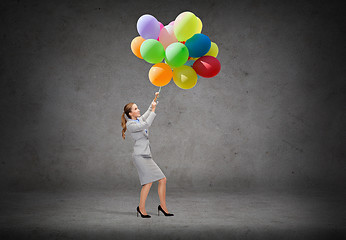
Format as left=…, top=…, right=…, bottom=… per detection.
left=121, top=92, right=174, bottom=218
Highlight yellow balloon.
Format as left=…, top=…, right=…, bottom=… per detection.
left=205, top=42, right=219, bottom=57
left=173, top=65, right=198, bottom=89
left=174, top=12, right=199, bottom=41
left=196, top=17, right=203, bottom=33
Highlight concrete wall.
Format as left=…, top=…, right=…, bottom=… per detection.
left=1, top=0, right=345, bottom=192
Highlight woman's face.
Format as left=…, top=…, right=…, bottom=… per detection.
left=129, top=104, right=140, bottom=119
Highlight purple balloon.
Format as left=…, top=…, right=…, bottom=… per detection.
left=137, top=14, right=160, bottom=40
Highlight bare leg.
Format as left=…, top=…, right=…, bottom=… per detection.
left=139, top=182, right=152, bottom=215
left=158, top=177, right=169, bottom=212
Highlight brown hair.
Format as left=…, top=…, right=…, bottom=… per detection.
left=121, top=102, right=134, bottom=140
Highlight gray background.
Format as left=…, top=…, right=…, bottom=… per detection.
left=1, top=0, right=345, bottom=193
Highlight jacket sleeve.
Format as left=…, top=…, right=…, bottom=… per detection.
left=127, top=112, right=156, bottom=133
left=139, top=102, right=153, bottom=122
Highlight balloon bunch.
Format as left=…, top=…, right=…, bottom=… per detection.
left=131, top=11, right=221, bottom=90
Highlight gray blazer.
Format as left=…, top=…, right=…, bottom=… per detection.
left=125, top=103, right=156, bottom=157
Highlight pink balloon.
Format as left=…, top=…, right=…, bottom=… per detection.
left=157, top=22, right=165, bottom=40
left=159, top=25, right=178, bottom=49
left=159, top=22, right=164, bottom=30
left=169, top=21, right=174, bottom=26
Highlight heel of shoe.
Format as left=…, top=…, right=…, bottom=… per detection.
left=158, top=205, right=174, bottom=217
left=137, top=206, right=151, bottom=218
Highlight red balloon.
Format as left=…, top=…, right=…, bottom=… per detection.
left=192, top=56, right=221, bottom=78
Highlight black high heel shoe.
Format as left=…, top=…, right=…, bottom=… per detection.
left=158, top=205, right=174, bottom=216
left=137, top=206, right=151, bottom=218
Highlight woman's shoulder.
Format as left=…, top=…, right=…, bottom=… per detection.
left=126, top=120, right=138, bottom=126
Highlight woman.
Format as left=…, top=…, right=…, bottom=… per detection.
left=121, top=92, right=174, bottom=218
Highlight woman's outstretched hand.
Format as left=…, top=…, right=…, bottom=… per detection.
left=154, top=91, right=159, bottom=102
left=151, top=100, right=157, bottom=112
left=152, top=92, right=159, bottom=112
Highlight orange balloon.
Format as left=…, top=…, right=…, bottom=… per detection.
left=149, top=63, right=173, bottom=87
left=131, top=36, right=145, bottom=59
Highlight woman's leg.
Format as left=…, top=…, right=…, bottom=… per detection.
left=139, top=182, right=152, bottom=215
left=158, top=177, right=169, bottom=212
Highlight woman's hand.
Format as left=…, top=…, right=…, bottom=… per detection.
left=151, top=100, right=157, bottom=112
left=152, top=92, right=159, bottom=112
left=154, top=91, right=159, bottom=102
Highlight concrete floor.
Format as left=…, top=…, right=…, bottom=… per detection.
left=1, top=187, right=345, bottom=240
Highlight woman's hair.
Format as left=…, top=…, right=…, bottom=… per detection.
left=121, top=102, right=134, bottom=140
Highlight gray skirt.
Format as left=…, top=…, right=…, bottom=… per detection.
left=132, top=154, right=166, bottom=186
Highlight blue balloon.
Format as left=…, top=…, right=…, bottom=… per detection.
left=185, top=34, right=211, bottom=58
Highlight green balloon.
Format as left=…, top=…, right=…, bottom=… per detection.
left=165, top=42, right=189, bottom=68
left=140, top=39, right=165, bottom=64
